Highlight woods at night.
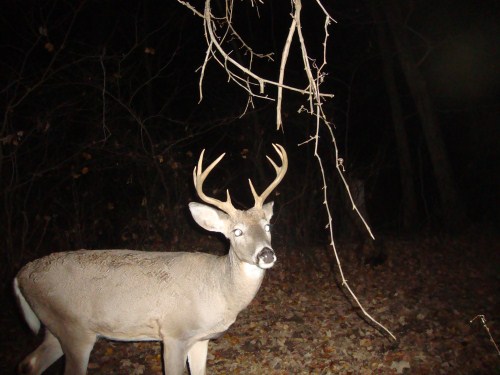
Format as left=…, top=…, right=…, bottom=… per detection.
left=1, top=0, right=498, bottom=374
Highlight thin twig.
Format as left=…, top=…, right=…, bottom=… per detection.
left=276, top=7, right=297, bottom=130
left=470, top=315, right=500, bottom=356
left=99, top=49, right=111, bottom=142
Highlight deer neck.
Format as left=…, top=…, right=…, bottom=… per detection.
left=222, top=249, right=266, bottom=313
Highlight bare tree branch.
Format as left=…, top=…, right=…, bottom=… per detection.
left=178, top=0, right=396, bottom=341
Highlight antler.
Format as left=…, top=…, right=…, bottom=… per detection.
left=193, top=150, right=238, bottom=216
left=249, top=143, right=288, bottom=208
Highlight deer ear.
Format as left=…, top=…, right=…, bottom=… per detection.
left=189, top=202, right=230, bottom=234
left=262, top=201, right=274, bottom=221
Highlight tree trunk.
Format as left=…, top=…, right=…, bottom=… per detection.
left=382, top=0, right=467, bottom=230
left=370, top=1, right=418, bottom=231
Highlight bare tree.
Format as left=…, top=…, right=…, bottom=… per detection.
left=370, top=0, right=418, bottom=230
left=381, top=0, right=467, bottom=230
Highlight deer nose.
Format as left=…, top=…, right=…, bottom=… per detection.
left=257, top=247, right=276, bottom=269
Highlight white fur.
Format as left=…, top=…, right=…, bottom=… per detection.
left=242, top=262, right=265, bottom=278
left=13, top=278, right=41, bottom=334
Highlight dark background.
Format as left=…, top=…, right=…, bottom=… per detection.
left=1, top=0, right=498, bottom=281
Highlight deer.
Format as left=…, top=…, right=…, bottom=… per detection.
left=13, top=143, right=287, bottom=375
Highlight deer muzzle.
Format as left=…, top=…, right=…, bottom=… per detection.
left=256, top=247, right=276, bottom=269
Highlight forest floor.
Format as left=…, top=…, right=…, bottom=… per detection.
left=1, top=232, right=499, bottom=374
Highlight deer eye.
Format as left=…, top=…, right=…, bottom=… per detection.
left=264, top=224, right=271, bottom=232
left=233, top=229, right=243, bottom=237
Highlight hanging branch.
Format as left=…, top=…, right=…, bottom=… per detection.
left=177, top=0, right=396, bottom=341
left=291, top=0, right=392, bottom=339
left=181, top=0, right=334, bottom=113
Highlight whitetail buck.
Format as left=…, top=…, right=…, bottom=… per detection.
left=14, top=144, right=287, bottom=375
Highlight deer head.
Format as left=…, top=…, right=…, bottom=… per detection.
left=190, top=143, right=288, bottom=270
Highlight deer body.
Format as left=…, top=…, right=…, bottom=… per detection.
left=14, top=145, right=287, bottom=375
left=16, top=249, right=261, bottom=340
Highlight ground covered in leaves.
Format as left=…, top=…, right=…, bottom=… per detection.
left=2, top=234, right=499, bottom=374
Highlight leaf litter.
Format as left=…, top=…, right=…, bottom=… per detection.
left=4, top=234, right=499, bottom=374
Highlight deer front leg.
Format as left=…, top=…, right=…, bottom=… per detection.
left=57, top=329, right=96, bottom=375
left=187, top=340, right=209, bottom=375
left=163, top=338, right=188, bottom=375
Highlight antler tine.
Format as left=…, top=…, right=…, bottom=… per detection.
left=249, top=143, right=288, bottom=208
left=193, top=150, right=237, bottom=215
